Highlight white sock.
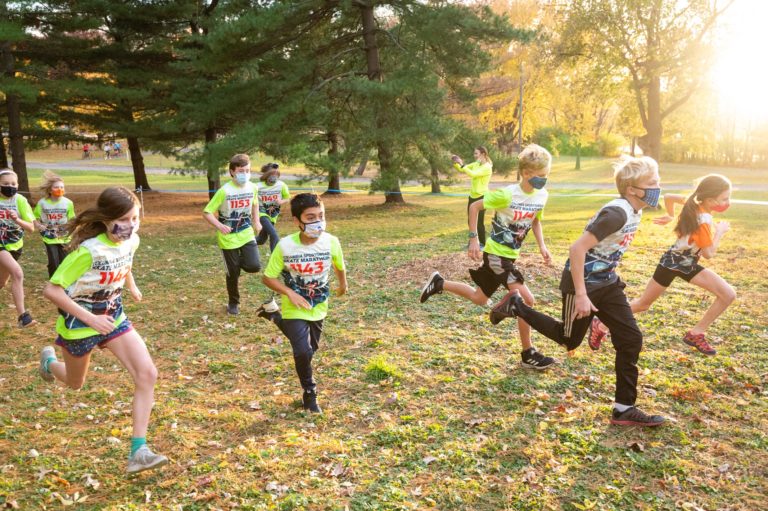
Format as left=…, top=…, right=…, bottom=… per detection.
left=613, top=402, right=632, bottom=413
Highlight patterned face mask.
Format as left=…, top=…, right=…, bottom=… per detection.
left=266, top=176, right=278, bottom=186
left=301, top=220, right=326, bottom=238
left=528, top=176, right=548, bottom=190
left=110, top=220, right=140, bottom=241
left=637, top=187, right=661, bottom=208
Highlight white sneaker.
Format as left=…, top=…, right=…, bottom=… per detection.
left=39, top=346, right=56, bottom=383
left=256, top=298, right=280, bottom=319
left=126, top=445, right=168, bottom=474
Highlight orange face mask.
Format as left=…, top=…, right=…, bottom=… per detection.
left=52, top=188, right=65, bottom=197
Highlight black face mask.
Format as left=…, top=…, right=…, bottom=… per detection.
left=0, top=185, right=17, bottom=198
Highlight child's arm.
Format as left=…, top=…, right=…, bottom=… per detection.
left=460, top=162, right=492, bottom=178
left=7, top=210, right=35, bottom=232
left=700, top=221, right=730, bottom=259
left=569, top=232, right=600, bottom=319
left=252, top=197, right=262, bottom=233
left=43, top=283, right=116, bottom=335
left=531, top=217, right=552, bottom=265
left=334, top=268, right=348, bottom=297
left=263, top=276, right=311, bottom=310
left=653, top=194, right=685, bottom=225
left=467, top=199, right=485, bottom=261
left=125, top=270, right=142, bottom=301
left=202, top=211, right=232, bottom=234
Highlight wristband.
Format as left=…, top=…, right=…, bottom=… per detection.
left=468, top=232, right=478, bottom=239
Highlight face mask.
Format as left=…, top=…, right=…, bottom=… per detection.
left=234, top=173, right=250, bottom=185
left=266, top=176, right=278, bottom=186
left=710, top=202, right=730, bottom=213
left=110, top=220, right=139, bottom=241
left=528, top=176, right=548, bottom=190
left=0, top=185, right=17, bottom=198
left=636, top=187, right=661, bottom=208
left=301, top=220, right=326, bottom=238
left=52, top=189, right=65, bottom=198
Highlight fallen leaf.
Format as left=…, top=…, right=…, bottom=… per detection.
left=422, top=456, right=437, bottom=465
left=627, top=441, right=645, bottom=453
left=83, top=473, right=100, bottom=490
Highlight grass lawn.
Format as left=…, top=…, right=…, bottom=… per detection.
left=1, top=170, right=767, bottom=510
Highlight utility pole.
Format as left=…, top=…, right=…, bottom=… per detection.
left=518, top=61, right=524, bottom=151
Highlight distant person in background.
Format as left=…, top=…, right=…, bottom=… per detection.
left=34, top=171, right=76, bottom=277
left=452, top=146, right=493, bottom=247
left=103, top=142, right=112, bottom=160
left=82, top=143, right=91, bottom=159
left=113, top=141, right=122, bottom=158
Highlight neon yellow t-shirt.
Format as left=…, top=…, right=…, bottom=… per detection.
left=34, top=197, right=76, bottom=245
left=257, top=180, right=290, bottom=222
left=264, top=231, right=345, bottom=321
left=50, top=233, right=139, bottom=339
left=0, top=194, right=35, bottom=251
left=203, top=181, right=257, bottom=250
left=482, top=183, right=547, bottom=260
left=454, top=161, right=492, bottom=198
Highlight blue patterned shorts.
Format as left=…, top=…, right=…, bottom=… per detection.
left=55, top=319, right=133, bottom=357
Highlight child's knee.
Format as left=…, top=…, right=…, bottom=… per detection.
left=721, top=285, right=736, bottom=304
left=135, top=364, right=158, bottom=387
left=67, top=376, right=87, bottom=390
left=242, top=264, right=261, bottom=274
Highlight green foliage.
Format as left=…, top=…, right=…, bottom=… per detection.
left=364, top=355, right=403, bottom=382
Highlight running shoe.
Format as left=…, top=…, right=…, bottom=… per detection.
left=419, top=272, right=444, bottom=303
left=610, top=406, right=665, bottom=427
left=520, top=348, right=556, bottom=370
left=683, top=331, right=716, bottom=356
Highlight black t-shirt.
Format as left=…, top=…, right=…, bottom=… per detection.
left=560, top=206, right=629, bottom=293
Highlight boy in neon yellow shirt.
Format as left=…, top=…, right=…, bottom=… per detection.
left=258, top=193, right=347, bottom=413
left=203, top=154, right=262, bottom=315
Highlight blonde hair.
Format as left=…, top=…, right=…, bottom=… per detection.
left=39, top=170, right=64, bottom=197
left=613, top=156, right=659, bottom=196
left=517, top=144, right=551, bottom=178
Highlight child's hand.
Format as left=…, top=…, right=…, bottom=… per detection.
left=33, top=220, right=45, bottom=230
left=130, top=286, right=143, bottom=302
left=336, top=284, right=348, bottom=297
left=217, top=223, right=232, bottom=235
left=468, top=238, right=482, bottom=261
left=7, top=210, right=18, bottom=222
left=653, top=214, right=674, bottom=225
left=540, top=246, right=552, bottom=266
left=574, top=294, right=598, bottom=320
left=288, top=290, right=311, bottom=310
left=87, top=314, right=117, bottom=335
left=451, top=155, right=463, bottom=166
left=716, top=221, right=730, bottom=236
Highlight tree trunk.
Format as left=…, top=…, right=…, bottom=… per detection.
left=1, top=43, right=29, bottom=197
left=574, top=144, right=581, bottom=170
left=430, top=161, right=441, bottom=194
left=204, top=127, right=219, bottom=199
left=325, top=131, right=342, bottom=195
left=127, top=136, right=151, bottom=191
left=637, top=75, right=663, bottom=161
left=354, top=152, right=369, bottom=176
left=0, top=127, right=7, bottom=168
left=359, top=1, right=404, bottom=204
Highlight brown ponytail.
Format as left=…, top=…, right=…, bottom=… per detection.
left=674, top=174, right=731, bottom=238
left=67, top=186, right=140, bottom=250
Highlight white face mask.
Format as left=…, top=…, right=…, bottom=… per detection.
left=110, top=220, right=140, bottom=241
left=234, top=173, right=250, bottom=185
left=301, top=220, right=326, bottom=238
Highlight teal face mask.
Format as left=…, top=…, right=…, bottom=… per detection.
left=528, top=176, right=548, bottom=190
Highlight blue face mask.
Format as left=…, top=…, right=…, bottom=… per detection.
left=234, top=172, right=250, bottom=185
left=638, top=187, right=661, bottom=208
left=528, top=176, right=548, bottom=190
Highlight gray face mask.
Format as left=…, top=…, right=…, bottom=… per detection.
left=266, top=176, right=278, bottom=186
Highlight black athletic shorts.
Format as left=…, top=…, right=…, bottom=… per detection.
left=469, top=252, right=524, bottom=298
left=652, top=263, right=705, bottom=287
left=0, top=246, right=22, bottom=261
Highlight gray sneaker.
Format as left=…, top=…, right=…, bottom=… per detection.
left=39, top=346, right=56, bottom=383
left=126, top=445, right=169, bottom=474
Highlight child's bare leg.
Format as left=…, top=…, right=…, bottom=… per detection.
left=506, top=283, right=535, bottom=351
left=0, top=251, right=26, bottom=314
left=688, top=269, right=736, bottom=335
left=629, top=278, right=668, bottom=315
left=49, top=350, right=92, bottom=390
left=443, top=280, right=490, bottom=306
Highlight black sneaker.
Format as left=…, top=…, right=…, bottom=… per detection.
left=302, top=390, right=322, bottom=414
left=610, top=406, right=665, bottom=427
left=520, top=348, right=556, bottom=370
left=226, top=303, right=239, bottom=315
left=489, top=292, right=523, bottom=325
left=18, top=311, right=37, bottom=328
left=420, top=272, right=444, bottom=303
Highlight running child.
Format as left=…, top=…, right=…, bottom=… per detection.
left=0, top=169, right=37, bottom=327
left=257, top=193, right=347, bottom=413
left=452, top=146, right=493, bottom=246
left=37, top=186, right=168, bottom=474
left=203, top=154, right=262, bottom=315
left=490, top=156, right=666, bottom=427
left=420, top=144, right=556, bottom=370
left=34, top=171, right=76, bottom=277
left=256, top=162, right=290, bottom=252
left=588, top=174, right=735, bottom=356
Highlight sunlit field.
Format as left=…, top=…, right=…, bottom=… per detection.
left=1, top=168, right=766, bottom=510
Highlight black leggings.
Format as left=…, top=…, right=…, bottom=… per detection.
left=269, top=313, right=324, bottom=392
left=44, top=243, right=68, bottom=278
left=514, top=280, right=643, bottom=406
left=221, top=240, right=261, bottom=305
left=468, top=196, right=486, bottom=245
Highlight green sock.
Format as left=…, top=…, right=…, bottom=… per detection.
left=43, top=357, right=57, bottom=374
left=130, top=437, right=147, bottom=457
